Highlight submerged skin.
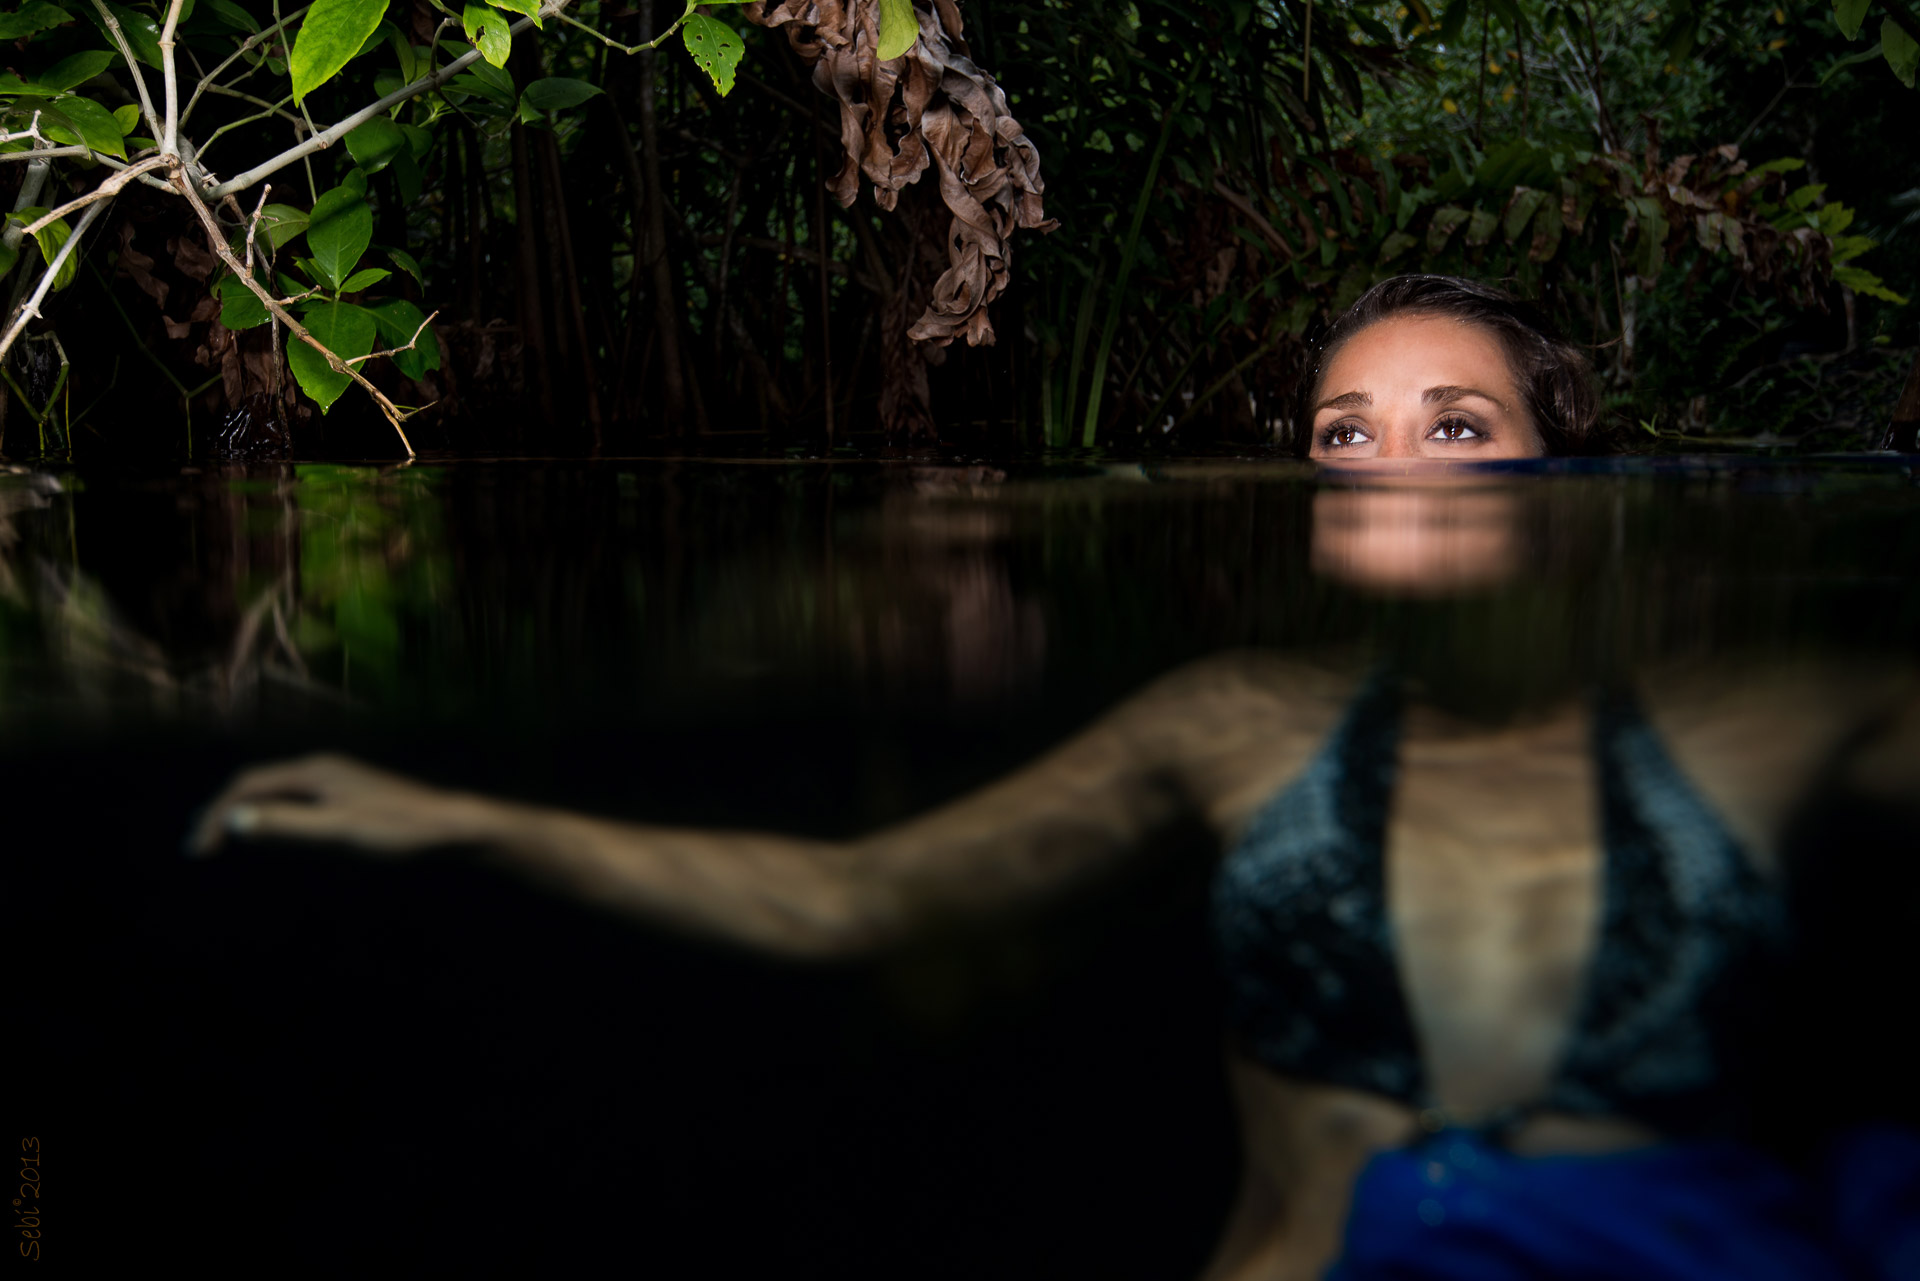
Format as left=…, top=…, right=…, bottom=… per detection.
left=195, top=654, right=1920, bottom=1278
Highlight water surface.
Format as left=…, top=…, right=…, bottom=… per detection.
left=5, top=455, right=1917, bottom=1273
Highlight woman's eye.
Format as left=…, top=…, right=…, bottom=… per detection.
left=1430, top=417, right=1482, bottom=442
left=1323, top=422, right=1370, bottom=448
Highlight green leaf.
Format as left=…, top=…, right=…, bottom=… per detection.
left=681, top=14, right=744, bottom=95
left=38, top=51, right=118, bottom=93
left=875, top=0, right=917, bottom=60
left=445, top=49, right=515, bottom=101
left=1426, top=205, right=1470, bottom=253
left=400, top=122, right=433, bottom=159
left=392, top=146, right=422, bottom=203
left=290, top=0, right=389, bottom=104
left=0, top=1, right=69, bottom=41
left=364, top=297, right=440, bottom=379
left=340, top=167, right=370, bottom=198
left=1464, top=207, right=1499, bottom=246
left=344, top=114, right=406, bottom=174
left=27, top=214, right=79, bottom=292
left=1830, top=233, right=1877, bottom=263
left=305, top=185, right=373, bottom=290
left=1502, top=187, right=1547, bottom=243
left=205, top=0, right=262, bottom=32
left=48, top=95, right=127, bottom=159
left=1884, top=17, right=1919, bottom=86
left=112, top=103, right=141, bottom=132
left=1834, top=0, right=1871, bottom=40
left=1833, top=264, right=1909, bottom=303
left=1378, top=230, right=1418, bottom=262
left=0, top=75, right=62, bottom=97
left=386, top=248, right=424, bottom=286
left=288, top=301, right=378, bottom=412
left=0, top=242, right=17, bottom=281
left=255, top=203, right=310, bottom=250
left=341, top=266, right=391, bottom=291
left=521, top=76, right=602, bottom=111
left=215, top=273, right=272, bottom=330
left=486, top=0, right=541, bottom=26
left=462, top=2, right=513, bottom=68
left=356, top=19, right=400, bottom=61
left=89, top=3, right=164, bottom=69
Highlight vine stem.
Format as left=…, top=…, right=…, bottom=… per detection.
left=171, top=163, right=422, bottom=455
left=182, top=4, right=312, bottom=127
left=0, top=201, right=110, bottom=367
left=160, top=0, right=189, bottom=156
left=19, top=157, right=172, bottom=238
left=347, top=311, right=439, bottom=367
left=88, top=0, right=162, bottom=143
left=205, top=0, right=583, bottom=201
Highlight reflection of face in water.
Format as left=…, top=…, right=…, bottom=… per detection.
left=1308, top=315, right=1546, bottom=463
left=1312, top=481, right=1524, bottom=594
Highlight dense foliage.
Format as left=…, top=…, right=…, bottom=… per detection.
left=0, top=0, right=1912, bottom=455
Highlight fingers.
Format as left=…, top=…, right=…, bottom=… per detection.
left=213, top=799, right=419, bottom=854
left=188, top=753, right=399, bottom=857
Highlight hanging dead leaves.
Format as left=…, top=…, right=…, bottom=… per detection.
left=744, top=0, right=1055, bottom=348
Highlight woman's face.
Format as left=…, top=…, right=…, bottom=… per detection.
left=1308, top=314, right=1545, bottom=462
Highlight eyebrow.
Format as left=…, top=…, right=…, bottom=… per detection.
left=1313, top=385, right=1512, bottom=417
left=1313, top=390, right=1371, bottom=414
left=1422, top=385, right=1509, bottom=410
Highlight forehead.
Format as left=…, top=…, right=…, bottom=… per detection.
left=1320, top=314, right=1518, bottom=397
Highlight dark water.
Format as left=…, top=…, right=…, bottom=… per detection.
left=4, top=456, right=1918, bottom=1274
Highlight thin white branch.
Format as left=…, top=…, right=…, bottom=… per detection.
left=19, top=157, right=173, bottom=237
left=171, top=169, right=419, bottom=455
left=0, top=146, right=93, bottom=164
left=346, top=310, right=439, bottom=366
left=88, top=0, right=162, bottom=141
left=244, top=183, right=271, bottom=268
left=93, top=154, right=179, bottom=193
left=0, top=199, right=112, bottom=366
left=205, top=1, right=580, bottom=201
left=160, top=0, right=190, bottom=154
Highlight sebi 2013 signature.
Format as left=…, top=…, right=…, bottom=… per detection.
left=14, top=1137, right=39, bottom=1262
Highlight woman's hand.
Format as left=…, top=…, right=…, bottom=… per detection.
left=190, top=753, right=502, bottom=858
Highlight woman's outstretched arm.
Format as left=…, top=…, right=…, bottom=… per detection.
left=192, top=654, right=1350, bottom=958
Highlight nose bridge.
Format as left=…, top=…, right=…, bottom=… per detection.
left=1375, top=409, right=1418, bottom=457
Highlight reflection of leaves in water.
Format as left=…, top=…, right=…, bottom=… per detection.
left=290, top=465, right=448, bottom=697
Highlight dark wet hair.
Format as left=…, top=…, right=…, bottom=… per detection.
left=1295, top=275, right=1607, bottom=456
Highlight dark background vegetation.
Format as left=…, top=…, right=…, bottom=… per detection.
left=1, top=0, right=1916, bottom=457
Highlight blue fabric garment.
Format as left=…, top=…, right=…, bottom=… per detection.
left=1326, top=1126, right=1920, bottom=1281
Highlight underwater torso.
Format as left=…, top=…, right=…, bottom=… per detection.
left=1210, top=674, right=1787, bottom=1139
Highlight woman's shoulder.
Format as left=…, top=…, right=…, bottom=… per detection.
left=1116, top=651, right=1368, bottom=837
left=1639, top=657, right=1919, bottom=870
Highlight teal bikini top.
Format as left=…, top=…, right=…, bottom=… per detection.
left=1210, top=676, right=1786, bottom=1136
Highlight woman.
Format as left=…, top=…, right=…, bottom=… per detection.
left=196, top=277, right=1919, bottom=1278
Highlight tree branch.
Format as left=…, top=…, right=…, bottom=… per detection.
left=206, top=3, right=581, bottom=201
left=0, top=199, right=111, bottom=366
left=19, top=157, right=172, bottom=237
left=160, top=0, right=190, bottom=156
left=346, top=311, right=439, bottom=367
left=171, top=167, right=421, bottom=455
left=88, top=0, right=162, bottom=142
